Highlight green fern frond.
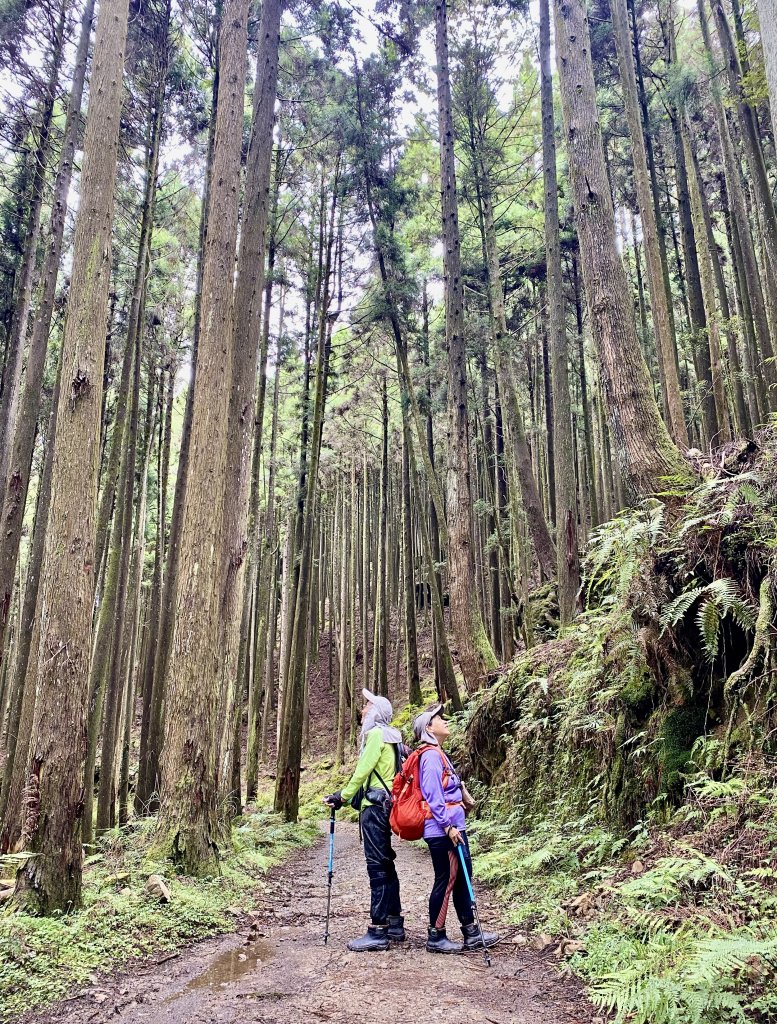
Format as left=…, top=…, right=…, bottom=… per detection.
left=660, top=587, right=704, bottom=632
left=697, top=599, right=721, bottom=661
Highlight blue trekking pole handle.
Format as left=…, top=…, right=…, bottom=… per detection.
left=328, top=807, right=335, bottom=875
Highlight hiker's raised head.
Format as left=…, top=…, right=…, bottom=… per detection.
left=413, top=703, right=448, bottom=745
left=361, top=688, right=393, bottom=727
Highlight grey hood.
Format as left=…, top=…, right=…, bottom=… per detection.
left=361, top=688, right=403, bottom=747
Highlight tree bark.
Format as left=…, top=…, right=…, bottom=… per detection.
left=135, top=366, right=173, bottom=807
left=275, top=165, right=340, bottom=822
left=541, top=0, right=580, bottom=623
left=0, top=8, right=66, bottom=488
left=758, top=0, right=777, bottom=140
left=16, top=0, right=130, bottom=913
left=681, top=124, right=731, bottom=443
left=553, top=0, right=691, bottom=500
left=216, top=0, right=283, bottom=797
left=697, top=0, right=777, bottom=410
left=156, top=0, right=249, bottom=873
left=611, top=0, right=688, bottom=446
left=400, top=419, right=421, bottom=703
left=435, top=0, right=497, bottom=689
left=0, top=0, right=96, bottom=688
left=711, top=0, right=777, bottom=354
left=95, top=327, right=141, bottom=835
left=0, top=356, right=61, bottom=846
left=372, top=376, right=389, bottom=697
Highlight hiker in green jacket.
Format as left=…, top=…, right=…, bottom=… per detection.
left=324, top=688, right=404, bottom=952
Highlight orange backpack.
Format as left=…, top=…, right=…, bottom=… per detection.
left=389, top=745, right=451, bottom=841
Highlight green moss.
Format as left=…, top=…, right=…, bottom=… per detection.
left=0, top=809, right=316, bottom=1021
left=392, top=683, right=437, bottom=739
left=660, top=705, right=708, bottom=796
left=619, top=669, right=655, bottom=713
left=463, top=439, right=777, bottom=1024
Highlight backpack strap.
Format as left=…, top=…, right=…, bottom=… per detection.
left=368, top=741, right=401, bottom=794
left=418, top=744, right=452, bottom=787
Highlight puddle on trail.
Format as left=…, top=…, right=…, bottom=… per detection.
left=174, top=940, right=275, bottom=997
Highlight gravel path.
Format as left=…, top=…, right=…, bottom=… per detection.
left=29, top=819, right=593, bottom=1024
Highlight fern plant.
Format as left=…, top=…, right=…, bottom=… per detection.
left=659, top=578, right=756, bottom=660
left=585, top=921, right=775, bottom=1024
left=585, top=500, right=666, bottom=603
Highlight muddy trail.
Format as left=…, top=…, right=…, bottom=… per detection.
left=29, top=820, right=593, bottom=1024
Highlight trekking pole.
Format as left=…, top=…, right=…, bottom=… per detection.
left=456, top=843, right=492, bottom=967
left=323, top=806, right=336, bottom=945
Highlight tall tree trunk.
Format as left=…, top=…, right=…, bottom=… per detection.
left=247, top=292, right=284, bottom=797
left=400, top=423, right=421, bottom=703
left=95, top=329, right=141, bottom=835
left=275, top=167, right=340, bottom=822
left=435, top=0, right=497, bottom=689
left=681, top=125, right=731, bottom=443
left=82, top=335, right=137, bottom=849
left=663, top=6, right=719, bottom=443
left=758, top=0, right=777, bottom=140
left=711, top=0, right=777, bottom=338
left=122, top=380, right=161, bottom=822
left=611, top=0, right=688, bottom=446
left=156, top=0, right=249, bottom=873
left=84, top=64, right=165, bottom=842
left=16, top=0, right=130, bottom=913
left=336, top=472, right=350, bottom=764
left=553, top=0, right=691, bottom=499
left=698, top=0, right=777, bottom=406
left=0, top=357, right=61, bottom=845
left=474, top=161, right=556, bottom=580
left=0, top=0, right=95, bottom=685
left=216, top=0, right=283, bottom=798
left=686, top=138, right=749, bottom=436
left=0, top=9, right=66, bottom=486
left=372, top=376, right=388, bottom=697
left=541, top=0, right=580, bottom=623
left=572, top=256, right=600, bottom=527
left=139, top=41, right=220, bottom=814
left=494, top=389, right=515, bottom=662
left=135, top=366, right=173, bottom=807
left=399, top=355, right=461, bottom=711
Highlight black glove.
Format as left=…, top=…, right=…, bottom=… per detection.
left=324, top=791, right=344, bottom=810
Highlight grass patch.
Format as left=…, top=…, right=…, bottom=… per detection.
left=0, top=807, right=316, bottom=1021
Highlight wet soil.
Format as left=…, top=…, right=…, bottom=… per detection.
left=28, top=820, right=593, bottom=1024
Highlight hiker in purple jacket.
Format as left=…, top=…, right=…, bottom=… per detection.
left=414, top=703, right=499, bottom=954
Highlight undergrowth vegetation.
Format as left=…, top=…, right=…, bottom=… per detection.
left=465, top=433, right=777, bottom=1023
left=0, top=808, right=316, bottom=1021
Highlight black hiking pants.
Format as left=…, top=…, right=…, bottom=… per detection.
left=361, top=804, right=401, bottom=924
left=425, top=831, right=475, bottom=930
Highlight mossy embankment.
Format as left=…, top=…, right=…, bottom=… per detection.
left=462, top=434, right=777, bottom=1023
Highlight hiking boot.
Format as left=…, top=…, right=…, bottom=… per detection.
left=461, top=922, right=500, bottom=950
left=387, top=915, right=406, bottom=942
left=426, top=927, right=462, bottom=953
left=347, top=925, right=390, bottom=952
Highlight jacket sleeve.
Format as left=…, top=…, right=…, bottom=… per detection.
left=420, top=749, right=455, bottom=831
left=341, top=729, right=382, bottom=802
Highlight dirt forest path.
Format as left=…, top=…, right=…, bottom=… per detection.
left=29, top=820, right=592, bottom=1024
